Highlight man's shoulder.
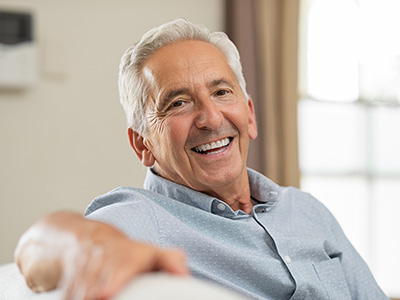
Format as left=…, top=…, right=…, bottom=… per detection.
left=84, top=187, right=170, bottom=243
left=84, top=186, right=163, bottom=216
left=277, top=185, right=340, bottom=227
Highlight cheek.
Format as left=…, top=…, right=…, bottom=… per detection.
left=161, top=118, right=191, bottom=151
left=225, top=104, right=250, bottom=132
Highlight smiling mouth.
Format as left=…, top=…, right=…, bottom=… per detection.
left=192, top=137, right=233, bottom=155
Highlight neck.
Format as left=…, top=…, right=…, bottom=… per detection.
left=152, top=166, right=254, bottom=214
left=203, top=174, right=253, bottom=214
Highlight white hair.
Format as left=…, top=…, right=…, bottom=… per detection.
left=118, top=19, right=248, bottom=135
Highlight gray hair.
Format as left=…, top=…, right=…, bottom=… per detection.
left=118, top=19, right=248, bottom=135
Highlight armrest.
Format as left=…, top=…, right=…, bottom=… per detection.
left=0, top=263, right=62, bottom=300
left=0, top=263, right=250, bottom=300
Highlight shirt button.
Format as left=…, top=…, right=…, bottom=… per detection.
left=284, top=255, right=292, bottom=264
left=217, top=203, right=226, bottom=211
left=255, top=207, right=265, bottom=213
left=267, top=191, right=279, bottom=200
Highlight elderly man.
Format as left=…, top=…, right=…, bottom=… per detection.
left=15, top=19, right=388, bottom=300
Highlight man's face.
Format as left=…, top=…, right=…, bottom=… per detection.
left=132, top=40, right=257, bottom=195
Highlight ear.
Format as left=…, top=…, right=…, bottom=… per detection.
left=247, top=98, right=258, bottom=140
left=128, top=128, right=156, bottom=167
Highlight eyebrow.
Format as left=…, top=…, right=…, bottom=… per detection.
left=165, top=88, right=189, bottom=102
left=158, top=88, right=189, bottom=111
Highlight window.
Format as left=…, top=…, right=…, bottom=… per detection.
left=298, top=0, right=400, bottom=296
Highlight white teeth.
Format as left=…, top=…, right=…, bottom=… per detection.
left=194, top=138, right=231, bottom=153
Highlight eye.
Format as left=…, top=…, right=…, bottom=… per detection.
left=215, top=89, right=229, bottom=96
left=171, top=100, right=185, bottom=108
left=166, top=99, right=188, bottom=111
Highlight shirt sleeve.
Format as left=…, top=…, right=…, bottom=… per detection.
left=84, top=187, right=162, bottom=245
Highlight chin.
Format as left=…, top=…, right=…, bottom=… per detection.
left=201, top=169, right=242, bottom=186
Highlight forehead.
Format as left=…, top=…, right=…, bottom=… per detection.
left=142, top=40, right=236, bottom=92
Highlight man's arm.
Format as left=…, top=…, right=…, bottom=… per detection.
left=15, top=211, right=188, bottom=300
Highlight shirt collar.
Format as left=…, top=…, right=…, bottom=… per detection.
left=143, top=168, right=280, bottom=217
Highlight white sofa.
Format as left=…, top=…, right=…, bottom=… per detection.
left=0, top=263, right=61, bottom=300
left=0, top=262, right=250, bottom=300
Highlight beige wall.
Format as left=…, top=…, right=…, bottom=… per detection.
left=0, top=0, right=224, bottom=264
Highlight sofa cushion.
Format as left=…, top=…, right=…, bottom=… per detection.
left=0, top=263, right=249, bottom=300
left=0, top=263, right=61, bottom=299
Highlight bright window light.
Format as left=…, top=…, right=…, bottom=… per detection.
left=299, top=0, right=400, bottom=297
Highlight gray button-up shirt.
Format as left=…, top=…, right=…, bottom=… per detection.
left=85, top=168, right=388, bottom=300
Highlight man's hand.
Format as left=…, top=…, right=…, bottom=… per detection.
left=15, top=212, right=188, bottom=300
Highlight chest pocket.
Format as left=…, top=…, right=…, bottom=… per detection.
left=313, top=257, right=352, bottom=300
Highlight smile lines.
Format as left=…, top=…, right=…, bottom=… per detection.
left=192, top=137, right=232, bottom=155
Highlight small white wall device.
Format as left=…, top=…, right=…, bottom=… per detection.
left=0, top=10, right=36, bottom=89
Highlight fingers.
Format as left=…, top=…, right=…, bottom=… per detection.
left=61, top=242, right=106, bottom=300
left=154, top=248, right=189, bottom=276
left=92, top=242, right=189, bottom=300
left=15, top=222, right=77, bottom=293
left=59, top=236, right=189, bottom=300
left=16, top=211, right=189, bottom=300
left=21, top=257, right=63, bottom=293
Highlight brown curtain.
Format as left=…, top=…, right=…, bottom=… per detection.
left=225, top=0, right=300, bottom=188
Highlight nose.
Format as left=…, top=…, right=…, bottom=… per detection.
left=194, top=97, right=224, bottom=130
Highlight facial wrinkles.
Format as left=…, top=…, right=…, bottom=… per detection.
left=146, top=103, right=167, bottom=136
left=146, top=86, right=188, bottom=138
left=143, top=42, right=245, bottom=153
left=142, top=67, right=171, bottom=136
